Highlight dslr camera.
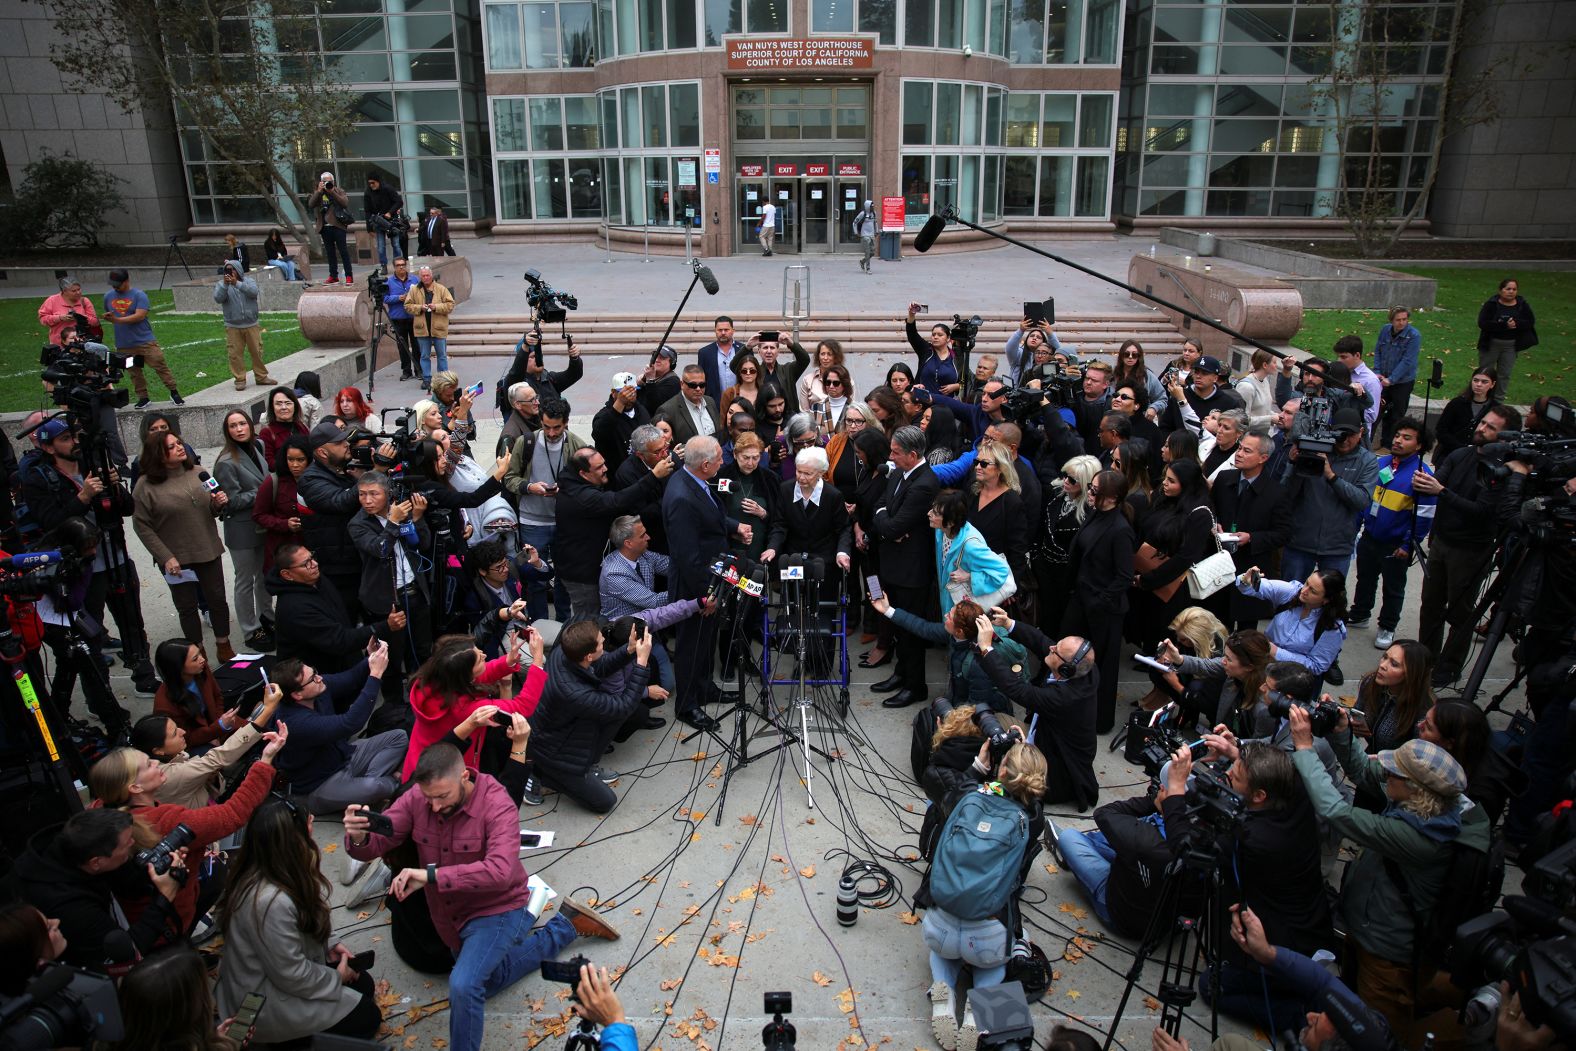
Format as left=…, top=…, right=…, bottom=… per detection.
left=136, top=822, right=195, bottom=878
left=977, top=709, right=1022, bottom=769
left=1264, top=692, right=1348, bottom=737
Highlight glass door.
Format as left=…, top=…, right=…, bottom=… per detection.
left=769, top=178, right=798, bottom=253
left=836, top=179, right=866, bottom=252
left=803, top=179, right=832, bottom=252
left=738, top=177, right=767, bottom=252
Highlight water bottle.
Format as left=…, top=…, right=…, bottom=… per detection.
left=1149, top=243, right=1157, bottom=258
left=836, top=872, right=859, bottom=927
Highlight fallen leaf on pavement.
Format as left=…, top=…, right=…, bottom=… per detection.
left=1057, top=902, right=1088, bottom=920
left=799, top=865, right=816, bottom=878
left=898, top=912, right=920, bottom=925
left=660, top=979, right=682, bottom=990
left=812, top=971, right=834, bottom=986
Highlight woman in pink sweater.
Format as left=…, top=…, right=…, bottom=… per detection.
left=402, top=629, right=546, bottom=780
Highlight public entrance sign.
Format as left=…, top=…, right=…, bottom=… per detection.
left=837, top=163, right=863, bottom=176
left=725, top=37, right=875, bottom=70
left=881, top=196, right=905, bottom=232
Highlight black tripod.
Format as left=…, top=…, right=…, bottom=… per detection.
left=158, top=235, right=193, bottom=290
left=1104, top=844, right=1225, bottom=1050
left=1454, top=532, right=1544, bottom=708
left=366, top=270, right=391, bottom=397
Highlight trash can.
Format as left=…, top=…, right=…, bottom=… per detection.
left=879, top=231, right=901, bottom=261
left=1196, top=232, right=1217, bottom=257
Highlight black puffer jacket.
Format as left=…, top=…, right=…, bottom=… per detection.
left=264, top=567, right=377, bottom=674
left=528, top=644, right=650, bottom=778
left=296, top=461, right=362, bottom=578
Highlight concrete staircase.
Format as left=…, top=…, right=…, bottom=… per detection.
left=442, top=310, right=1187, bottom=361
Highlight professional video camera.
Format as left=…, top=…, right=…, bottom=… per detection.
left=364, top=265, right=389, bottom=303
left=1290, top=394, right=1339, bottom=475
left=39, top=341, right=138, bottom=413
left=1479, top=420, right=1576, bottom=494
left=1264, top=692, right=1347, bottom=737
left=1183, top=760, right=1247, bottom=835
left=135, top=822, right=194, bottom=877
left=948, top=312, right=981, bottom=352
left=523, top=269, right=578, bottom=324
left=368, top=210, right=410, bottom=237
left=0, top=964, right=123, bottom=1049
left=1449, top=838, right=1576, bottom=1042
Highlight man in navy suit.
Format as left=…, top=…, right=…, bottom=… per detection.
left=661, top=436, right=751, bottom=730
left=696, top=316, right=738, bottom=403
left=870, top=426, right=941, bottom=708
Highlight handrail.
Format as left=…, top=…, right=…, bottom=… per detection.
left=1157, top=265, right=1217, bottom=322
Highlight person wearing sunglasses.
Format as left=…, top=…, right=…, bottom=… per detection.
left=1061, top=469, right=1136, bottom=733
left=657, top=364, right=722, bottom=446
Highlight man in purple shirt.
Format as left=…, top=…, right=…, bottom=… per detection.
left=1335, top=335, right=1383, bottom=440
left=344, top=743, right=618, bottom=1051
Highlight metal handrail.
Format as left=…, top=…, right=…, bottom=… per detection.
left=1157, top=265, right=1217, bottom=322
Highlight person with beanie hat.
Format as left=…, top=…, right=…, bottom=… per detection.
left=852, top=199, right=877, bottom=272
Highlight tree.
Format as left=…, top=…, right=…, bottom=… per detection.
left=1307, top=0, right=1514, bottom=258
left=35, top=0, right=356, bottom=254
left=0, top=150, right=127, bottom=250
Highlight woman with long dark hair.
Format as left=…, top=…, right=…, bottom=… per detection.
left=263, top=229, right=297, bottom=281
left=1111, top=439, right=1154, bottom=525
left=811, top=362, right=855, bottom=434
left=1236, top=568, right=1349, bottom=678
left=214, top=796, right=382, bottom=1043
left=1062, top=469, right=1136, bottom=732
left=719, top=350, right=764, bottom=424
left=1475, top=276, right=1537, bottom=400
left=904, top=304, right=961, bottom=395
left=214, top=410, right=272, bottom=651
left=134, top=430, right=235, bottom=661
left=863, top=385, right=906, bottom=437
left=107, top=947, right=241, bottom=1051
left=403, top=631, right=545, bottom=780
left=153, top=638, right=237, bottom=753
left=259, top=386, right=308, bottom=468
left=1355, top=639, right=1434, bottom=754
left=1111, top=340, right=1166, bottom=416
left=0, top=902, right=66, bottom=998
left=917, top=402, right=961, bottom=465
left=1157, top=628, right=1274, bottom=738
left=252, top=435, right=312, bottom=573
left=1132, top=460, right=1216, bottom=647
left=884, top=361, right=914, bottom=396
left=129, top=683, right=283, bottom=811
left=1418, top=700, right=1525, bottom=826
left=1432, top=366, right=1496, bottom=466
left=1162, top=428, right=1201, bottom=472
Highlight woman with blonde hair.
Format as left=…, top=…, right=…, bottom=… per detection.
left=1030, top=454, right=1099, bottom=635
left=1139, top=606, right=1228, bottom=712
left=966, top=441, right=1027, bottom=603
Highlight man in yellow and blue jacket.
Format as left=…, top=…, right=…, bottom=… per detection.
left=1348, top=415, right=1436, bottom=648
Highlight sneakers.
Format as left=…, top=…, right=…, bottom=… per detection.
left=1324, top=662, right=1344, bottom=686
left=325, top=276, right=340, bottom=284
left=957, top=998, right=979, bottom=1051
left=1346, top=613, right=1371, bottom=628
left=171, top=390, right=185, bottom=405
left=592, top=765, right=619, bottom=786
left=929, top=981, right=957, bottom=1051
left=559, top=898, right=620, bottom=941
left=132, top=678, right=158, bottom=699
left=1374, top=628, right=1395, bottom=649
left=135, top=396, right=151, bottom=409
left=343, top=855, right=369, bottom=886
left=1043, top=820, right=1063, bottom=866
left=190, top=911, right=221, bottom=946
left=521, top=773, right=544, bottom=806
left=234, top=380, right=247, bottom=391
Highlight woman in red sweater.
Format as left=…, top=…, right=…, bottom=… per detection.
left=86, top=725, right=286, bottom=937
left=259, top=386, right=309, bottom=468
left=151, top=638, right=238, bottom=753
left=402, top=629, right=546, bottom=781
left=252, top=435, right=313, bottom=572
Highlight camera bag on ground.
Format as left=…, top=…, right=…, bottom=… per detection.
left=929, top=787, right=1030, bottom=921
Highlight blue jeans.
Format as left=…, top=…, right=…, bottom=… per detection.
left=921, top=908, right=1008, bottom=990
left=650, top=641, right=675, bottom=694
left=1056, top=827, right=1115, bottom=924
left=374, top=229, right=407, bottom=268
left=1280, top=546, right=1352, bottom=584
left=265, top=258, right=298, bottom=281
left=320, top=226, right=352, bottom=279
left=417, top=336, right=448, bottom=380
left=449, top=909, right=576, bottom=1051
left=1200, top=959, right=1310, bottom=1036
left=517, top=523, right=568, bottom=621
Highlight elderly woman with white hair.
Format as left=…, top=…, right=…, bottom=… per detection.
left=760, top=445, right=853, bottom=574
left=402, top=264, right=454, bottom=390
left=37, top=275, right=99, bottom=344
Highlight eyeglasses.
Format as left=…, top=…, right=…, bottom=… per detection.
left=1112, top=392, right=1134, bottom=401
left=684, top=381, right=706, bottom=390
left=1060, top=474, right=1078, bottom=484
left=792, top=437, right=817, bottom=448
left=739, top=368, right=757, bottom=376
left=824, top=379, right=844, bottom=387
left=289, top=557, right=319, bottom=570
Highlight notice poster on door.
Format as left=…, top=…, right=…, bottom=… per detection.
left=746, top=191, right=758, bottom=200
left=845, top=189, right=857, bottom=199
left=676, top=159, right=697, bottom=187
left=881, top=196, right=905, bottom=232
left=811, top=189, right=823, bottom=199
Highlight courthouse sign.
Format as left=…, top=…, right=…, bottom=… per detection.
left=726, top=38, right=875, bottom=70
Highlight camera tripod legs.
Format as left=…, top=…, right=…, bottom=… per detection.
left=1103, top=867, right=1223, bottom=1050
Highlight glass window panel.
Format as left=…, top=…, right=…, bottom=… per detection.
left=621, top=88, right=641, bottom=146
left=704, top=0, right=742, bottom=43
left=396, top=90, right=460, bottom=122
left=415, top=157, right=467, bottom=190
left=1005, top=93, right=1038, bottom=146
left=412, top=123, right=464, bottom=157
left=603, top=158, right=624, bottom=222
left=1140, top=188, right=1189, bottom=216
left=736, top=107, right=766, bottom=139
left=1151, top=43, right=1213, bottom=74
left=616, top=0, right=638, bottom=53
left=1288, top=45, right=1329, bottom=76
left=191, top=199, right=215, bottom=224
left=906, top=0, right=934, bottom=47
left=485, top=4, right=524, bottom=68
left=639, top=0, right=664, bottom=48
left=802, top=107, right=833, bottom=139
left=1140, top=152, right=1191, bottom=186
left=187, top=165, right=211, bottom=195
left=356, top=92, right=396, bottom=124
left=989, top=0, right=1007, bottom=54
left=396, top=51, right=457, bottom=79
left=986, top=88, right=1003, bottom=145
left=748, top=0, right=787, bottom=32
left=562, top=3, right=595, bottom=63
left=958, top=155, right=979, bottom=221
left=982, top=155, right=1001, bottom=221
left=1212, top=118, right=1279, bottom=154
left=642, top=85, right=667, bottom=146
left=1003, top=156, right=1035, bottom=214
left=389, top=13, right=455, bottom=50
left=1079, top=93, right=1111, bottom=147
left=1217, top=82, right=1281, bottom=117
left=1041, top=93, right=1074, bottom=146
left=937, top=0, right=964, bottom=48
left=1045, top=0, right=1080, bottom=62
left=962, top=84, right=981, bottom=145
left=815, top=0, right=854, bottom=31
left=670, top=82, right=701, bottom=146
left=769, top=109, right=800, bottom=138
left=901, top=155, right=932, bottom=224
left=1218, top=43, right=1285, bottom=75
left=668, top=0, right=697, bottom=47
left=1082, top=0, right=1116, bottom=59
left=738, top=87, right=765, bottom=104
left=601, top=93, right=620, bottom=148
left=860, top=0, right=897, bottom=45
left=836, top=106, right=867, bottom=139
left=529, top=97, right=564, bottom=149
left=568, top=158, right=603, bottom=217
left=966, top=0, right=987, bottom=50
left=322, top=17, right=386, bottom=51
left=935, top=82, right=961, bottom=144
left=771, top=86, right=799, bottom=104
left=1209, top=153, right=1275, bottom=187
left=493, top=99, right=528, bottom=151
left=643, top=157, right=671, bottom=224
left=1039, top=154, right=1072, bottom=214
left=1291, top=3, right=1328, bottom=42
left=565, top=96, right=600, bottom=149
left=801, top=87, right=834, bottom=105
left=598, top=0, right=616, bottom=58
left=1275, top=155, right=1320, bottom=187
left=1148, top=83, right=1205, bottom=118
left=1010, top=0, right=1044, bottom=63
left=533, top=158, right=567, bottom=218
left=931, top=154, right=959, bottom=215
left=1224, top=5, right=1289, bottom=42
left=1075, top=155, right=1107, bottom=216
left=215, top=197, right=276, bottom=223
left=497, top=158, right=530, bottom=219
left=1271, top=189, right=1317, bottom=217
left=1206, top=187, right=1269, bottom=216
left=902, top=81, right=932, bottom=144
left=326, top=52, right=391, bottom=81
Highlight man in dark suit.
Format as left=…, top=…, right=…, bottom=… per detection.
left=1209, top=432, right=1292, bottom=628
left=348, top=472, right=432, bottom=703
left=869, top=425, right=941, bottom=708
left=696, top=316, right=738, bottom=403
left=416, top=206, right=454, bottom=256
left=662, top=437, right=751, bottom=731
left=612, top=424, right=672, bottom=553
left=659, top=364, right=722, bottom=446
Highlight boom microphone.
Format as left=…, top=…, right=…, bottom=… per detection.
left=198, top=470, right=220, bottom=495
left=913, top=213, right=949, bottom=254
left=692, top=260, right=720, bottom=296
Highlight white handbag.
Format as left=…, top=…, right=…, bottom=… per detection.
left=1186, top=508, right=1238, bottom=599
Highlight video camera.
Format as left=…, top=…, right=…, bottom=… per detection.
left=523, top=269, right=578, bottom=324
left=1480, top=423, right=1576, bottom=492
left=0, top=964, right=123, bottom=1049
left=0, top=550, right=78, bottom=604
left=368, top=211, right=410, bottom=237
left=1291, top=395, right=1339, bottom=474
left=364, top=265, right=389, bottom=303
left=948, top=312, right=981, bottom=351
left=39, top=341, right=138, bottom=413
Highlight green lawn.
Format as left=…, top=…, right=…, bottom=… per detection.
left=0, top=290, right=310, bottom=414
left=1290, top=267, right=1575, bottom=403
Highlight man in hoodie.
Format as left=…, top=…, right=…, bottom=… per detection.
left=363, top=174, right=407, bottom=267
left=213, top=259, right=275, bottom=392
left=267, top=541, right=401, bottom=683
left=526, top=620, right=653, bottom=812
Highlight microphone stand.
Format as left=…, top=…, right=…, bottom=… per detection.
left=654, top=259, right=717, bottom=355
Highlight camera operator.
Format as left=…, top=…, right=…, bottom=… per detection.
left=1284, top=359, right=1372, bottom=440
left=1411, top=403, right=1522, bottom=687
left=363, top=173, right=407, bottom=267
left=350, top=472, right=433, bottom=700
left=1159, top=356, right=1243, bottom=438
left=570, top=962, right=639, bottom=1050
left=504, top=397, right=587, bottom=619
left=558, top=445, right=673, bottom=624
left=344, top=742, right=619, bottom=1051
left=36, top=275, right=99, bottom=346
left=308, top=172, right=355, bottom=284
left=1289, top=705, right=1475, bottom=1043
left=15, top=808, right=185, bottom=970
left=19, top=417, right=158, bottom=696
left=498, top=328, right=583, bottom=416
left=295, top=421, right=372, bottom=619
left=638, top=345, right=682, bottom=415
left=1280, top=408, right=1378, bottom=581
left=973, top=610, right=1100, bottom=811
left=875, top=597, right=1019, bottom=727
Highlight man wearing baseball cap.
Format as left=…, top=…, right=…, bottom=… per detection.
left=591, top=371, right=650, bottom=476
left=1158, top=354, right=1244, bottom=436
left=104, top=269, right=181, bottom=409
left=637, top=346, right=681, bottom=416
left=282, top=419, right=367, bottom=620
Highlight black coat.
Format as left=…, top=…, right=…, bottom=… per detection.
left=1094, top=794, right=1189, bottom=939
left=496, top=349, right=583, bottom=415
left=662, top=468, right=736, bottom=601
left=554, top=469, right=665, bottom=584
left=967, top=488, right=1029, bottom=582
left=871, top=463, right=940, bottom=587
left=1210, top=469, right=1292, bottom=622
left=1067, top=507, right=1136, bottom=617
left=348, top=509, right=432, bottom=615
left=528, top=644, right=648, bottom=778
left=638, top=373, right=681, bottom=417
left=19, top=454, right=134, bottom=539
left=612, top=454, right=671, bottom=553
left=977, top=620, right=1100, bottom=811
left=766, top=481, right=853, bottom=568
left=296, top=461, right=363, bottom=579
left=592, top=399, right=651, bottom=476
left=264, top=567, right=378, bottom=673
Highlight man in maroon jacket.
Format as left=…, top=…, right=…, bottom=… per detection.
left=344, top=743, right=617, bottom=1051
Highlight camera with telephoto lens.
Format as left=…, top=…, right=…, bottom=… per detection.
left=523, top=269, right=578, bottom=324
left=1478, top=419, right=1576, bottom=495
left=135, top=822, right=194, bottom=879
left=0, top=963, right=123, bottom=1049
left=976, top=708, right=1023, bottom=769
left=1264, top=692, right=1346, bottom=737
left=1139, top=725, right=1209, bottom=780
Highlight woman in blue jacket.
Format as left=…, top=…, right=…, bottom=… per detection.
left=929, top=490, right=1013, bottom=619
left=1235, top=568, right=1349, bottom=680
